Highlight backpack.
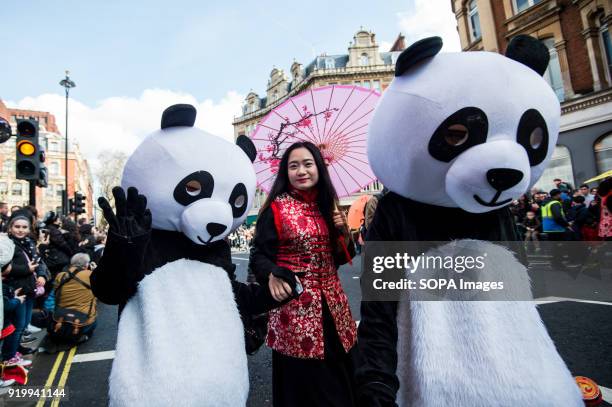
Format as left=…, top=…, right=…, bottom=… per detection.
left=47, top=269, right=94, bottom=342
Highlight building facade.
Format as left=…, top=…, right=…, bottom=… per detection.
left=233, top=29, right=404, bottom=214
left=452, top=0, right=612, bottom=189
left=0, top=99, right=94, bottom=219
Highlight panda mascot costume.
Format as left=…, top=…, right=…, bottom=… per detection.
left=91, top=104, right=277, bottom=407
left=355, top=36, right=583, bottom=406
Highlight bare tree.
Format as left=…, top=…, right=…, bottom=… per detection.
left=95, top=150, right=128, bottom=229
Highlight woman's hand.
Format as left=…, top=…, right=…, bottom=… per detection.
left=2, top=264, right=11, bottom=276
left=14, top=288, right=25, bottom=303
left=269, top=274, right=300, bottom=302
left=38, top=233, right=50, bottom=245
left=36, top=276, right=46, bottom=287
left=333, top=210, right=349, bottom=235
left=28, top=259, right=39, bottom=273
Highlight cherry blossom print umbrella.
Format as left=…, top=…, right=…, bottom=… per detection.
left=251, top=85, right=381, bottom=198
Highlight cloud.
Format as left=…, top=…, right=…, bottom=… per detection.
left=396, top=0, right=462, bottom=52
left=7, top=89, right=244, bottom=170
left=379, top=41, right=393, bottom=52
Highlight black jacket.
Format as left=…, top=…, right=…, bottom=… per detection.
left=4, top=236, right=48, bottom=297
left=355, top=192, right=522, bottom=407
left=250, top=206, right=355, bottom=287
left=39, top=224, right=73, bottom=272
left=91, top=228, right=280, bottom=322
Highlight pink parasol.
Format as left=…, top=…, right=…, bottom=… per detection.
left=251, top=85, right=380, bottom=198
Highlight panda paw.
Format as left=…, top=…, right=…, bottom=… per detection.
left=98, top=186, right=152, bottom=239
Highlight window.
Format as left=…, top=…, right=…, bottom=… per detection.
left=373, top=80, right=381, bottom=91
left=50, top=161, right=60, bottom=176
left=363, top=81, right=371, bottom=89
left=514, top=0, right=542, bottom=13
left=325, top=58, right=335, bottom=69
left=468, top=0, right=482, bottom=41
left=534, top=145, right=574, bottom=190
left=360, top=53, right=369, bottom=66
left=49, top=141, right=59, bottom=152
left=56, top=185, right=64, bottom=198
left=3, top=159, right=14, bottom=175
left=595, top=134, right=612, bottom=174
left=600, top=18, right=612, bottom=83
left=12, top=183, right=22, bottom=196
left=354, top=81, right=361, bottom=86
left=0, top=182, right=7, bottom=193
left=542, top=38, right=565, bottom=101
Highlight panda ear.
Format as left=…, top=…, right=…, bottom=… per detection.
left=505, top=35, right=550, bottom=76
left=236, top=135, right=256, bottom=162
left=395, top=36, right=443, bottom=77
left=161, top=104, right=197, bottom=129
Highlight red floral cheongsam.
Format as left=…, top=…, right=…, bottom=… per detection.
left=266, top=190, right=357, bottom=359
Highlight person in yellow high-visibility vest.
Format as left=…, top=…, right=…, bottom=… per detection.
left=542, top=189, right=573, bottom=269
left=542, top=189, right=572, bottom=240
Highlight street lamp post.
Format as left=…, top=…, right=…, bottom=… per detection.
left=59, top=70, right=76, bottom=216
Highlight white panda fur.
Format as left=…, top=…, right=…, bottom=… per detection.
left=395, top=240, right=583, bottom=406
left=99, top=105, right=259, bottom=406
left=368, top=51, right=560, bottom=213
left=109, top=260, right=248, bottom=407
left=358, top=37, right=582, bottom=406
left=121, top=126, right=257, bottom=243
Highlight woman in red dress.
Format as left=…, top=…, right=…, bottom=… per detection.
left=250, top=141, right=357, bottom=406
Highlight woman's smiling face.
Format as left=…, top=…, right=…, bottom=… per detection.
left=288, top=147, right=319, bottom=191
left=10, top=219, right=30, bottom=239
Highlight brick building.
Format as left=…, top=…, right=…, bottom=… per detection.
left=0, top=99, right=94, bottom=220
left=452, top=0, right=612, bottom=189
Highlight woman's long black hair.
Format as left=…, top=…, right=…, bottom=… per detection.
left=260, top=141, right=342, bottom=251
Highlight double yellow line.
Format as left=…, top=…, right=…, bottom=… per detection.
left=35, top=346, right=77, bottom=407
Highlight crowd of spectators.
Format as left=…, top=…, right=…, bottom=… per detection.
left=0, top=202, right=106, bottom=386
left=509, top=177, right=610, bottom=242
left=228, top=225, right=255, bottom=252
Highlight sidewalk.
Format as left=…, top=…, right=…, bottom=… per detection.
left=0, top=326, right=46, bottom=396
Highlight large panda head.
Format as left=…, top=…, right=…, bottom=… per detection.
left=121, top=104, right=257, bottom=244
left=368, top=36, right=560, bottom=213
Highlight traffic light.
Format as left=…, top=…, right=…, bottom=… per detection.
left=75, top=192, right=86, bottom=214
left=37, top=166, right=48, bottom=188
left=36, top=147, right=48, bottom=188
left=15, top=119, right=40, bottom=180
left=0, top=117, right=11, bottom=144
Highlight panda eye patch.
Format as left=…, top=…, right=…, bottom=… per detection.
left=229, top=183, right=248, bottom=218
left=517, top=109, right=548, bottom=166
left=173, top=171, right=214, bottom=206
left=429, top=107, right=488, bottom=162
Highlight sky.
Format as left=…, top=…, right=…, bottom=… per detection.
left=2, top=0, right=460, bottom=169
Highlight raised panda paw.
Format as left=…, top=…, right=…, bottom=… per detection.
left=98, top=186, right=152, bottom=240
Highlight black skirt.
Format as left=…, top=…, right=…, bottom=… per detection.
left=272, top=298, right=357, bottom=407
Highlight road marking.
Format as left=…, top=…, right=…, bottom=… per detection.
left=50, top=347, right=77, bottom=407
left=35, top=351, right=65, bottom=407
left=232, top=257, right=248, bottom=261
left=535, top=296, right=612, bottom=306
left=352, top=276, right=359, bottom=279
left=73, top=350, right=116, bottom=363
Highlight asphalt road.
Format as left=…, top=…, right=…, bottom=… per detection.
left=5, top=252, right=610, bottom=406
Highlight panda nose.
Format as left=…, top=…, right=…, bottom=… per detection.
left=206, top=222, right=227, bottom=238
left=486, top=168, right=524, bottom=191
